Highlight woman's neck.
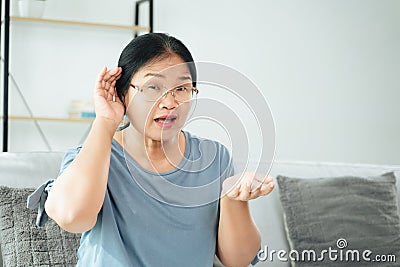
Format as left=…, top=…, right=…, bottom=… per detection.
left=113, top=126, right=186, bottom=171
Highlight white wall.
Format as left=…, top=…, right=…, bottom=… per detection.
left=1, top=0, right=399, bottom=165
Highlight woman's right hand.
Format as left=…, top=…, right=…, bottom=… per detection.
left=93, top=67, right=125, bottom=130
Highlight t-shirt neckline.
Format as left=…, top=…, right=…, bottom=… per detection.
left=112, top=130, right=191, bottom=176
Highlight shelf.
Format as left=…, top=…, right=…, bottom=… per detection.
left=1, top=16, right=151, bottom=32
left=1, top=115, right=94, bottom=123
left=1, top=0, right=152, bottom=151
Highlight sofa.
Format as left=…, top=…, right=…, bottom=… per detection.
left=0, top=151, right=399, bottom=267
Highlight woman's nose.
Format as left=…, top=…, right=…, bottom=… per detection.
left=158, top=90, right=178, bottom=109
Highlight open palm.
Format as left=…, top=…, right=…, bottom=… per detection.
left=93, top=67, right=125, bottom=128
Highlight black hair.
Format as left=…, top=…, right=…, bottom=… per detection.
left=116, top=32, right=197, bottom=113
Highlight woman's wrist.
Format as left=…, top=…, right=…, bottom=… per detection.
left=93, top=116, right=119, bottom=138
left=221, top=194, right=249, bottom=208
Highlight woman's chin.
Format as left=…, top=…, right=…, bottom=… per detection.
left=145, top=125, right=182, bottom=142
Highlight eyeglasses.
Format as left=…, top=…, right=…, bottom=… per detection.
left=130, top=83, right=199, bottom=102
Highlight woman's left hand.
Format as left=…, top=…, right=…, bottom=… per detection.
left=221, top=172, right=274, bottom=201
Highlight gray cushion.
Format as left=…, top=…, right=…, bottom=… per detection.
left=276, top=172, right=400, bottom=266
left=0, top=186, right=81, bottom=267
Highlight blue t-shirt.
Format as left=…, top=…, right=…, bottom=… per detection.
left=46, top=130, right=259, bottom=266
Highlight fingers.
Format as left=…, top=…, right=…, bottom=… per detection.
left=95, top=66, right=122, bottom=102
left=254, top=174, right=273, bottom=184
left=250, top=175, right=273, bottom=194
left=240, top=181, right=252, bottom=200
left=228, top=183, right=241, bottom=199
left=236, top=174, right=274, bottom=201
left=232, top=181, right=253, bottom=201
left=106, top=78, right=119, bottom=102
left=96, top=67, right=122, bottom=88
left=103, top=67, right=122, bottom=91
left=103, top=66, right=121, bottom=81
left=222, top=172, right=275, bottom=201
left=95, top=67, right=108, bottom=91
left=96, top=66, right=107, bottom=82
left=250, top=180, right=274, bottom=198
left=108, top=74, right=121, bottom=98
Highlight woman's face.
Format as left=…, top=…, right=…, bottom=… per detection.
left=124, top=54, right=194, bottom=141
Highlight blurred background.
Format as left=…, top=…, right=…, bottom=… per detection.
left=1, top=0, right=399, bottom=165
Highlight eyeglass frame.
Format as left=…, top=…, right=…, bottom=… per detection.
left=129, top=83, right=199, bottom=102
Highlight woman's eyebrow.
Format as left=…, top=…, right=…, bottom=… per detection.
left=144, top=73, right=191, bottom=81
left=144, top=73, right=165, bottom=78
left=179, top=75, right=192, bottom=81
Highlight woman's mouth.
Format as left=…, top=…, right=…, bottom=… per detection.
left=154, top=115, right=177, bottom=129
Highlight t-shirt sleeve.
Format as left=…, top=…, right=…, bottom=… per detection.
left=26, top=144, right=83, bottom=227
left=219, top=143, right=235, bottom=182
left=251, top=249, right=261, bottom=265
left=58, top=144, right=83, bottom=176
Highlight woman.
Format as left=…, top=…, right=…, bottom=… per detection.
left=34, top=33, right=274, bottom=266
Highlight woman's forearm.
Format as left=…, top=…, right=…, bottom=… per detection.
left=45, top=117, right=116, bottom=233
left=217, top=196, right=261, bottom=267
